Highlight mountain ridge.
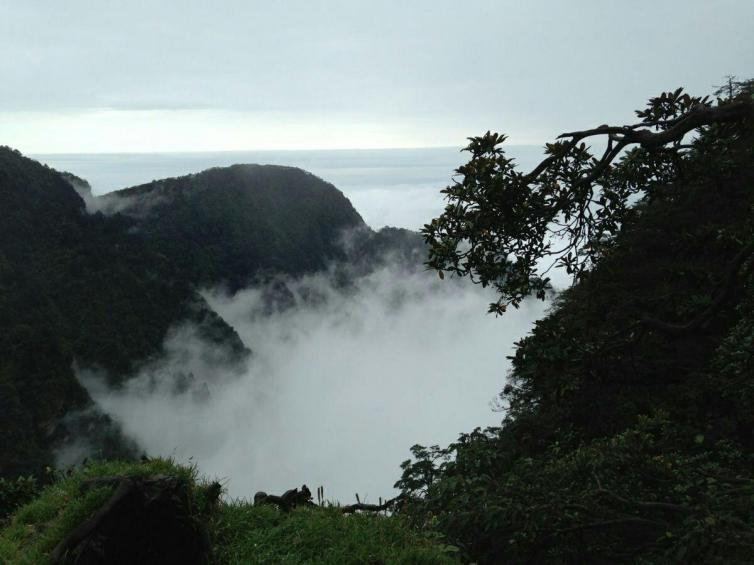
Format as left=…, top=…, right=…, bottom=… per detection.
left=0, top=146, right=422, bottom=478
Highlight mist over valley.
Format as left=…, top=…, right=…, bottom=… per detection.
left=3, top=3, right=752, bottom=561
left=81, top=260, right=547, bottom=502
left=42, top=148, right=550, bottom=503
left=2, top=146, right=549, bottom=503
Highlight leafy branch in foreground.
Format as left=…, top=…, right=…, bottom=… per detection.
left=423, top=86, right=753, bottom=313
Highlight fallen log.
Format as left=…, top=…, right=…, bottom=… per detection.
left=254, top=485, right=405, bottom=514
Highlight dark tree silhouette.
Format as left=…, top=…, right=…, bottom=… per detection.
left=423, top=86, right=754, bottom=313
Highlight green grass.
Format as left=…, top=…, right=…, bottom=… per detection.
left=210, top=502, right=458, bottom=564
left=0, top=458, right=198, bottom=564
left=0, top=460, right=458, bottom=564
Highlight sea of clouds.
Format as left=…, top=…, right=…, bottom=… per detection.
left=79, top=262, right=548, bottom=503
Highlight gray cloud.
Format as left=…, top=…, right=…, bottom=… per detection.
left=2, top=0, right=753, bottom=150
left=80, top=262, right=548, bottom=503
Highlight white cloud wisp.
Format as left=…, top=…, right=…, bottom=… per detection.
left=81, top=263, right=548, bottom=503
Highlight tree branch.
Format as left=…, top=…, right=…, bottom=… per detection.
left=520, top=101, right=754, bottom=190
left=556, top=101, right=752, bottom=148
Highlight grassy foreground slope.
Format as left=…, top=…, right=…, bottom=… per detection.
left=0, top=459, right=457, bottom=564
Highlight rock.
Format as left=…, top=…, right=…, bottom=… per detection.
left=253, top=485, right=313, bottom=511
left=51, top=475, right=211, bottom=565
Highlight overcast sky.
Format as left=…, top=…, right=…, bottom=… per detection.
left=1, top=0, right=752, bottom=153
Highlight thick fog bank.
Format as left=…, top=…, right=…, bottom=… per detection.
left=82, top=265, right=547, bottom=502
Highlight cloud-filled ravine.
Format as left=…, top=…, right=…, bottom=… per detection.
left=80, top=263, right=548, bottom=502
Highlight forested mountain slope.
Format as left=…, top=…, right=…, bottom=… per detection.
left=0, top=149, right=412, bottom=480
left=100, top=164, right=367, bottom=291
left=0, top=148, right=246, bottom=477
left=398, top=86, right=754, bottom=562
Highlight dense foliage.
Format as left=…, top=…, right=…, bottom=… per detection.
left=424, top=84, right=753, bottom=313
left=103, top=164, right=366, bottom=291
left=0, top=476, right=38, bottom=522
left=400, top=85, right=754, bottom=562
left=0, top=149, right=246, bottom=478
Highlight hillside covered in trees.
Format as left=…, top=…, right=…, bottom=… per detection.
left=397, top=82, right=754, bottom=562
left=1, top=82, right=753, bottom=563
left=95, top=164, right=367, bottom=290
left=0, top=152, right=416, bottom=481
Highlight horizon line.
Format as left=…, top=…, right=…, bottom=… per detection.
left=29, top=143, right=544, bottom=157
